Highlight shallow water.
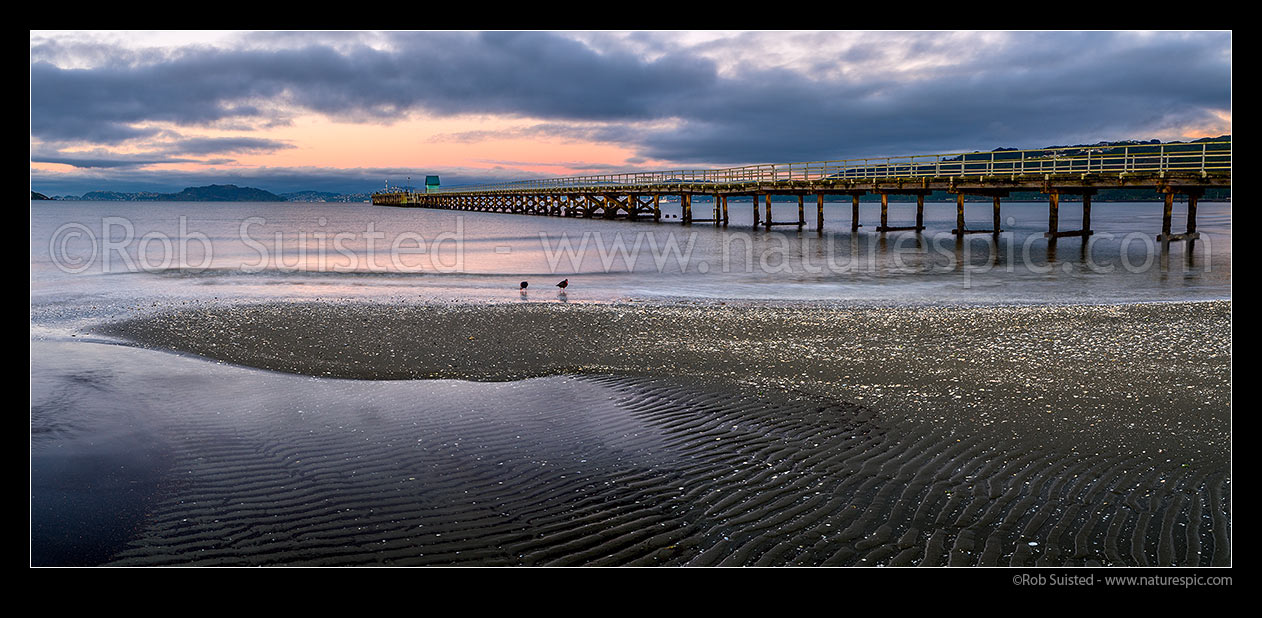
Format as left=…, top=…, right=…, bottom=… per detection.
left=31, top=199, right=1230, bottom=320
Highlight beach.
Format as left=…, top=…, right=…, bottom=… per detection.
left=30, top=200, right=1231, bottom=567
left=100, top=299, right=1231, bottom=453
left=44, top=298, right=1228, bottom=566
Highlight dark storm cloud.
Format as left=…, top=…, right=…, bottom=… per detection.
left=31, top=30, right=1230, bottom=187
left=161, top=136, right=294, bottom=156
left=627, top=32, right=1231, bottom=163
left=30, top=31, right=717, bottom=144
left=382, top=31, right=718, bottom=119
left=31, top=153, right=195, bottom=169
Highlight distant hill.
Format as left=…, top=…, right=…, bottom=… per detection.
left=167, top=185, right=285, bottom=201
left=73, top=185, right=285, bottom=201
left=1041, top=135, right=1230, bottom=150
left=50, top=186, right=372, bottom=202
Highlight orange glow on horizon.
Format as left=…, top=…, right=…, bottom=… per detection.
left=220, top=114, right=651, bottom=175
left=33, top=113, right=658, bottom=178
left=1178, top=109, right=1232, bottom=140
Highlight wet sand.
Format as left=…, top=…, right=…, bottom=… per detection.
left=99, top=299, right=1231, bottom=455
left=45, top=299, right=1230, bottom=566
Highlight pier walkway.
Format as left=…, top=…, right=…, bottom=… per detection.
left=373, top=141, right=1230, bottom=244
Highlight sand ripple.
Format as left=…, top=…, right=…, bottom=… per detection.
left=103, top=371, right=1229, bottom=567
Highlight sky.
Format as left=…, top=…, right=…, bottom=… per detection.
left=30, top=30, right=1232, bottom=196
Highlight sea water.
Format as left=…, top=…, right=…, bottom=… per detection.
left=31, top=199, right=1231, bottom=323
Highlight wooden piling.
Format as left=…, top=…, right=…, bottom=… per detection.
left=1161, top=191, right=1173, bottom=238
left=1156, top=188, right=1203, bottom=243
left=1047, top=192, right=1060, bottom=238
left=797, top=195, right=805, bottom=226
left=880, top=193, right=890, bottom=232
left=1187, top=192, right=1198, bottom=236
left=653, top=194, right=661, bottom=222
left=955, top=190, right=1004, bottom=235
left=954, top=194, right=966, bottom=236
left=851, top=195, right=860, bottom=231
left=764, top=194, right=773, bottom=228
left=873, top=190, right=926, bottom=232
left=753, top=194, right=761, bottom=227
left=1082, top=193, right=1092, bottom=236
left=992, top=196, right=1001, bottom=236
left=1043, top=189, right=1093, bottom=239
left=816, top=194, right=824, bottom=231
left=722, top=195, right=729, bottom=226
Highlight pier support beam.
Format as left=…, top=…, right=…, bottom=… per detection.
left=1084, top=194, right=1092, bottom=237
left=955, top=194, right=965, bottom=235
left=816, top=194, right=824, bottom=232
left=917, top=194, right=925, bottom=231
left=682, top=194, right=692, bottom=224
left=798, top=195, right=806, bottom=227
left=722, top=196, right=729, bottom=226
left=951, top=189, right=1008, bottom=236
left=1156, top=187, right=1204, bottom=244
left=690, top=194, right=718, bottom=224
left=653, top=195, right=661, bottom=222
left=992, top=196, right=1001, bottom=236
left=763, top=194, right=803, bottom=227
left=876, top=190, right=930, bottom=232
left=1043, top=188, right=1098, bottom=241
left=752, top=194, right=760, bottom=227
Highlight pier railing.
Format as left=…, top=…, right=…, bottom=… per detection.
left=428, top=140, right=1230, bottom=194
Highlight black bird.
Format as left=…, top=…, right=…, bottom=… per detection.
left=556, top=279, right=569, bottom=289
left=520, top=281, right=529, bottom=290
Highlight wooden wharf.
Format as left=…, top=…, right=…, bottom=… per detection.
left=373, top=141, right=1230, bottom=244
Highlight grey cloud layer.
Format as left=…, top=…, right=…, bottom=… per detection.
left=31, top=31, right=1230, bottom=187
left=30, top=164, right=536, bottom=196
left=31, top=137, right=294, bottom=169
